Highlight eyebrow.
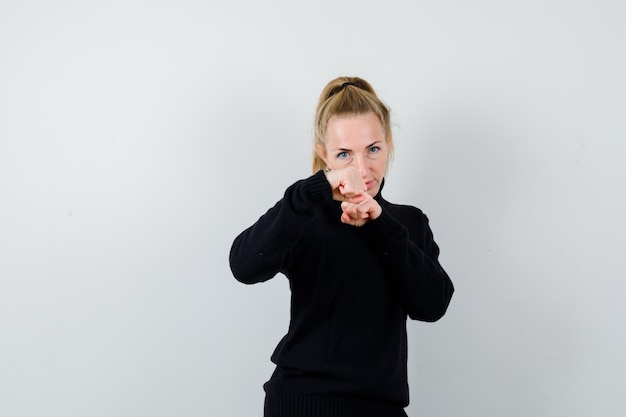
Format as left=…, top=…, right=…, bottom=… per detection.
left=333, top=141, right=383, bottom=152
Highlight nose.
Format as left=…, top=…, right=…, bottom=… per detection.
left=354, top=155, right=367, bottom=178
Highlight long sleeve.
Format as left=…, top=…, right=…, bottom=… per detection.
left=364, top=205, right=454, bottom=322
left=229, top=171, right=332, bottom=284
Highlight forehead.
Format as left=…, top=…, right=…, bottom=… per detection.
left=325, top=112, right=385, bottom=148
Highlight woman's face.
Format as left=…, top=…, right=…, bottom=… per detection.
left=318, top=112, right=390, bottom=197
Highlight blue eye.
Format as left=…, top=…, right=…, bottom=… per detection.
left=369, top=146, right=380, bottom=154
left=337, top=151, right=349, bottom=159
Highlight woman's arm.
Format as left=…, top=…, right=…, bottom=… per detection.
left=229, top=171, right=332, bottom=284
left=364, top=208, right=454, bottom=322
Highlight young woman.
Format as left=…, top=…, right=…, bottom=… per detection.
left=229, top=76, right=454, bottom=417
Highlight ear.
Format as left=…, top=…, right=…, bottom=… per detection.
left=315, top=143, right=327, bottom=165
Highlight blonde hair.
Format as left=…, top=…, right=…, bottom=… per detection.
left=312, top=76, right=393, bottom=173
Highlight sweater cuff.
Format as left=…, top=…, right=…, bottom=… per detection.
left=303, top=170, right=333, bottom=203
left=365, top=208, right=404, bottom=239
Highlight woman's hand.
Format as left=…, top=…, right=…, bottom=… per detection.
left=324, top=166, right=367, bottom=204
left=340, top=193, right=382, bottom=227
left=324, top=166, right=382, bottom=226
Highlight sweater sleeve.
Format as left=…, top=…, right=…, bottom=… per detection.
left=364, top=207, right=454, bottom=322
left=229, top=171, right=332, bottom=284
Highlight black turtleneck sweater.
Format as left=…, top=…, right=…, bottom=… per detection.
left=229, top=171, right=454, bottom=417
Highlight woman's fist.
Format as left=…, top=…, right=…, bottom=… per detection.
left=324, top=166, right=367, bottom=203
left=340, top=193, right=382, bottom=227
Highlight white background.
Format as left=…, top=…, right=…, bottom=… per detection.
left=1, top=1, right=624, bottom=416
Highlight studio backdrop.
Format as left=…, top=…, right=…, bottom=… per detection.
left=1, top=1, right=624, bottom=416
